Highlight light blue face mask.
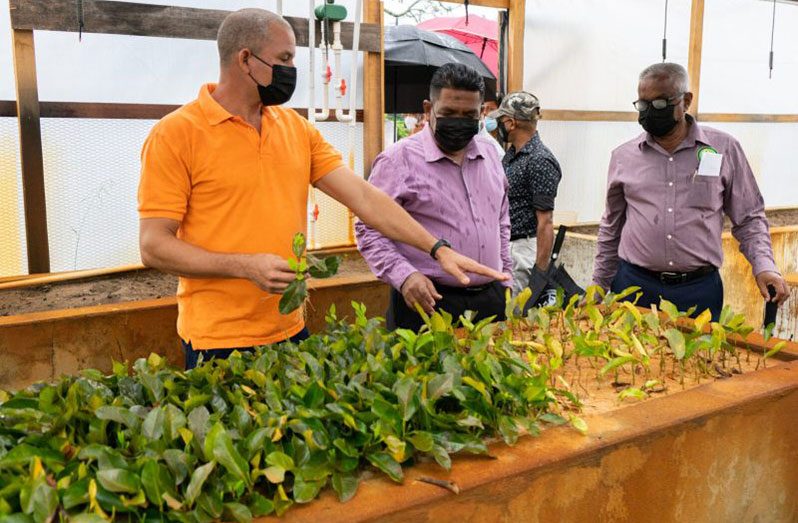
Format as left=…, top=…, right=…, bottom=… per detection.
left=484, top=116, right=498, bottom=133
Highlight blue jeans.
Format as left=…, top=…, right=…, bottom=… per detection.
left=182, top=328, right=309, bottom=370
left=611, top=260, right=723, bottom=321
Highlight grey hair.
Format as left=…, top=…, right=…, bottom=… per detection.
left=639, top=62, right=690, bottom=93
left=217, top=8, right=291, bottom=65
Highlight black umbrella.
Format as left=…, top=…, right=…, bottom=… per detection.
left=384, top=25, right=497, bottom=115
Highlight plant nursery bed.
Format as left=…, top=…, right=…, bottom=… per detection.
left=1, top=292, right=796, bottom=522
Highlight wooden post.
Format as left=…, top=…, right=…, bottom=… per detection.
left=12, top=29, right=50, bottom=274
left=507, top=0, right=526, bottom=92
left=687, top=0, right=705, bottom=116
left=363, top=0, right=384, bottom=178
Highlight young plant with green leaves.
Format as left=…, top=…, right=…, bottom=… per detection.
left=278, top=233, right=341, bottom=314
left=0, top=302, right=576, bottom=521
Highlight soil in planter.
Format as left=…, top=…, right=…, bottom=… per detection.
left=554, top=350, right=771, bottom=416
left=0, top=256, right=371, bottom=317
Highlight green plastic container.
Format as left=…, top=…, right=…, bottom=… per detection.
left=314, top=1, right=347, bottom=22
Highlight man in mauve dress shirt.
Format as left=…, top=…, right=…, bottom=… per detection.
left=593, top=62, right=789, bottom=320
left=356, top=63, right=512, bottom=331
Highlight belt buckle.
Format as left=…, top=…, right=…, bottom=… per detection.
left=660, top=271, right=686, bottom=284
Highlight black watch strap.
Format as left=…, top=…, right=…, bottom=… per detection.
left=430, top=238, right=452, bottom=260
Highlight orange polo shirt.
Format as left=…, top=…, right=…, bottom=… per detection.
left=138, top=84, right=343, bottom=349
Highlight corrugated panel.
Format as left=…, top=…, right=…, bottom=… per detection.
left=701, top=0, right=798, bottom=114
left=536, top=120, right=642, bottom=223
left=523, top=0, right=692, bottom=112
left=700, top=122, right=798, bottom=209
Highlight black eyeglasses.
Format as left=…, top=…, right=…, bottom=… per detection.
left=633, top=92, right=684, bottom=112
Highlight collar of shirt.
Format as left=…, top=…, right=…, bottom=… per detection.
left=636, top=114, right=714, bottom=155
left=198, top=83, right=280, bottom=127
left=504, top=131, right=541, bottom=162
left=420, top=125, right=486, bottom=163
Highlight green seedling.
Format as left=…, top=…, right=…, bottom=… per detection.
left=278, top=232, right=341, bottom=314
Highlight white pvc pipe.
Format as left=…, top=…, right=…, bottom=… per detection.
left=314, top=20, right=331, bottom=121
left=334, top=0, right=361, bottom=123
left=275, top=0, right=283, bottom=15
left=308, top=0, right=316, bottom=124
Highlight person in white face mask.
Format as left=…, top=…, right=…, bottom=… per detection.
left=480, top=114, right=505, bottom=159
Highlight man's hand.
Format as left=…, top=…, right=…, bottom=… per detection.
left=400, top=272, right=442, bottom=314
left=755, top=271, right=790, bottom=305
left=243, top=254, right=296, bottom=294
left=434, top=247, right=510, bottom=286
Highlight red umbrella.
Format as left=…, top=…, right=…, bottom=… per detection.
left=417, top=15, right=499, bottom=77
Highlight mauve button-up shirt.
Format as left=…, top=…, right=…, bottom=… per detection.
left=356, top=126, right=512, bottom=290
left=593, top=116, right=777, bottom=289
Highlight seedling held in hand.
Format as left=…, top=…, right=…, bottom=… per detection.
left=279, top=232, right=340, bottom=314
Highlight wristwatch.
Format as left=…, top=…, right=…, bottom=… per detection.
left=430, top=238, right=452, bottom=260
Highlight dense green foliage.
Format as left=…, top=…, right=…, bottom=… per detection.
left=0, top=285, right=779, bottom=522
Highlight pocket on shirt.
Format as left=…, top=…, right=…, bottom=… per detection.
left=686, top=177, right=721, bottom=210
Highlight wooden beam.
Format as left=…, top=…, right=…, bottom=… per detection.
left=542, top=110, right=638, bottom=122
left=12, top=30, right=49, bottom=274
left=687, top=0, right=705, bottom=116
left=697, top=113, right=798, bottom=123
left=541, top=110, right=798, bottom=123
left=9, top=0, right=381, bottom=53
left=0, top=101, right=363, bottom=121
left=363, top=0, right=385, bottom=178
left=507, top=0, right=526, bottom=92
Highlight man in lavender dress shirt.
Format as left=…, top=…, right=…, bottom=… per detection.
left=356, top=63, right=512, bottom=331
left=593, top=63, right=789, bottom=320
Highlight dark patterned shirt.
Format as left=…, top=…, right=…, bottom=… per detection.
left=502, top=132, right=562, bottom=240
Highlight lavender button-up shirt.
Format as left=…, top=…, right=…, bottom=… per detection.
left=356, top=126, right=512, bottom=290
left=593, top=116, right=777, bottom=289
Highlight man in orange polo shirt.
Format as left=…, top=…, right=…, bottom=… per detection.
left=138, top=8, right=506, bottom=368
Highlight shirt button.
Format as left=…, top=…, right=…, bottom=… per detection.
left=667, top=234, right=673, bottom=240
left=669, top=261, right=674, bottom=266
left=667, top=208, right=673, bottom=213
left=669, top=157, right=674, bottom=162
left=668, top=182, right=674, bottom=187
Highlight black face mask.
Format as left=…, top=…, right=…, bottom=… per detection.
left=249, top=53, right=297, bottom=106
left=433, top=116, right=479, bottom=153
left=638, top=104, right=679, bottom=137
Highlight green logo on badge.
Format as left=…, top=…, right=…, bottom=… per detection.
left=697, top=146, right=718, bottom=161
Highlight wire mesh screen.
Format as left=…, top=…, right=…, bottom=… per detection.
left=311, top=122, right=364, bottom=249
left=0, top=118, right=27, bottom=277
left=40, top=119, right=154, bottom=272
left=34, top=118, right=360, bottom=274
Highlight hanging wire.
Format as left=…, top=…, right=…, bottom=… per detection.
left=464, top=0, right=470, bottom=25
left=769, top=0, right=776, bottom=79
left=76, top=0, right=85, bottom=42
left=662, top=0, right=669, bottom=62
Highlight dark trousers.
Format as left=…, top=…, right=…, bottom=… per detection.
left=386, top=281, right=507, bottom=331
left=611, top=260, right=723, bottom=321
left=182, top=328, right=309, bottom=370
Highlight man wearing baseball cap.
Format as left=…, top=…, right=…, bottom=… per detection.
left=489, top=92, right=562, bottom=297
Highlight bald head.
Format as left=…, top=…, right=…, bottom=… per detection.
left=217, top=8, right=293, bottom=66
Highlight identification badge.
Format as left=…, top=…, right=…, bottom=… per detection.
left=696, top=146, right=722, bottom=177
